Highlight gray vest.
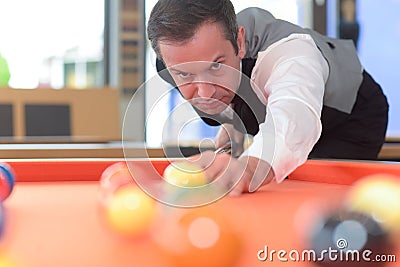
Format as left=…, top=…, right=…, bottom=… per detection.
left=238, top=7, right=363, bottom=114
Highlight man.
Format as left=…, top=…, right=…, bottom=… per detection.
left=147, top=0, right=388, bottom=195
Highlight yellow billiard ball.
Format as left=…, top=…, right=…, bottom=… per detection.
left=346, top=174, right=400, bottom=232
left=104, top=184, right=157, bottom=238
left=163, top=161, right=207, bottom=188
left=0, top=255, right=19, bottom=267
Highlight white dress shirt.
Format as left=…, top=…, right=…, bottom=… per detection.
left=240, top=33, right=329, bottom=183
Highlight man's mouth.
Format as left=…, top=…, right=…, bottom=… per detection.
left=193, top=98, right=222, bottom=107
left=192, top=98, right=229, bottom=114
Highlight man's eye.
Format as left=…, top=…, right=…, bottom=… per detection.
left=210, top=62, right=221, bottom=70
left=178, top=72, right=192, bottom=79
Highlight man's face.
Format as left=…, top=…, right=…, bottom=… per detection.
left=159, top=22, right=246, bottom=114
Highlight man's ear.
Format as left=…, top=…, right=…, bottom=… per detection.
left=237, top=26, right=246, bottom=58
left=156, top=58, right=177, bottom=86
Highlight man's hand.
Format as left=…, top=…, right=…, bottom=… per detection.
left=215, top=124, right=244, bottom=157
left=189, top=151, right=275, bottom=196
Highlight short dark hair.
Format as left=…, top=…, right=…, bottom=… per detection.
left=147, top=0, right=238, bottom=60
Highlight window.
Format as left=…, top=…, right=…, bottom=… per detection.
left=0, top=0, right=104, bottom=89
left=356, top=0, right=400, bottom=138
left=327, top=0, right=400, bottom=138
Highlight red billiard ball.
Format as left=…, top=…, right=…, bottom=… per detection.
left=152, top=205, right=243, bottom=267
left=99, top=162, right=135, bottom=206
left=0, top=163, right=15, bottom=201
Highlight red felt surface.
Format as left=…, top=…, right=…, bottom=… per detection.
left=0, top=159, right=399, bottom=267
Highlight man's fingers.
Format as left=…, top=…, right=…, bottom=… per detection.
left=230, top=141, right=244, bottom=157
left=242, top=156, right=275, bottom=193
left=215, top=126, right=230, bottom=148
left=188, top=150, right=216, bottom=170
left=227, top=177, right=246, bottom=197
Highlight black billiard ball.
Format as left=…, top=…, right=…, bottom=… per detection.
left=308, top=210, right=394, bottom=266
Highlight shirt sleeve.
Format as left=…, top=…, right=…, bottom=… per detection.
left=240, top=33, right=329, bottom=183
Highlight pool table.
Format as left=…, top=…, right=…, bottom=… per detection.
left=1, top=158, right=399, bottom=267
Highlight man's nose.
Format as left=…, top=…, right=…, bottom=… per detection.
left=196, top=82, right=216, bottom=98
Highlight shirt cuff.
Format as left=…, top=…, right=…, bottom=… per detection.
left=240, top=130, right=307, bottom=183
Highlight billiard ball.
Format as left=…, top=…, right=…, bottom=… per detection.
left=100, top=162, right=134, bottom=189
left=163, top=161, right=207, bottom=187
left=162, top=161, right=228, bottom=208
left=308, top=210, right=394, bottom=266
left=152, top=204, right=243, bottom=267
left=103, top=184, right=157, bottom=238
left=345, top=174, right=400, bottom=232
left=0, top=254, right=18, bottom=267
left=0, top=163, right=15, bottom=201
left=99, top=162, right=135, bottom=206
